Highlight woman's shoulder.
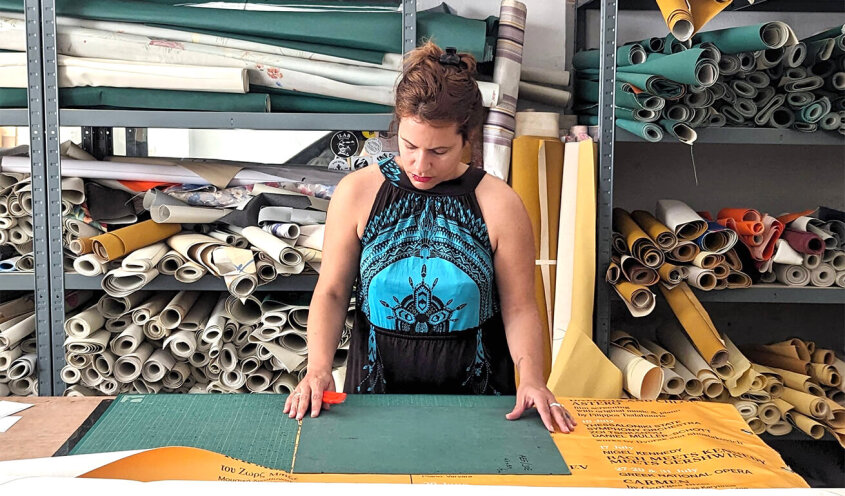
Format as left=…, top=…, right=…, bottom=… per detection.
left=475, top=172, right=524, bottom=216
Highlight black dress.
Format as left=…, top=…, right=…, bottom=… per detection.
left=344, top=156, right=516, bottom=395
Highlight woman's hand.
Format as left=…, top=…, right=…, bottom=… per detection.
left=283, top=370, right=335, bottom=420
left=506, top=380, right=577, bottom=433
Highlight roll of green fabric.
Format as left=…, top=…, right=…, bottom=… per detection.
left=0, top=87, right=271, bottom=112
left=580, top=106, right=659, bottom=123
left=0, top=0, right=494, bottom=62
left=572, top=44, right=647, bottom=69
left=638, top=37, right=665, bottom=53
left=796, top=97, right=832, bottom=124
left=617, top=118, right=664, bottom=142
left=261, top=88, right=392, bottom=113
left=614, top=72, right=686, bottom=99
left=663, top=33, right=691, bottom=54
left=659, top=119, right=697, bottom=144
left=618, top=49, right=718, bottom=86
left=802, top=25, right=845, bottom=43
left=693, top=22, right=796, bottom=55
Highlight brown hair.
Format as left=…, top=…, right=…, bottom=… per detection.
left=393, top=41, right=484, bottom=166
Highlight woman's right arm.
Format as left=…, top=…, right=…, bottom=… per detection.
left=284, top=172, right=365, bottom=420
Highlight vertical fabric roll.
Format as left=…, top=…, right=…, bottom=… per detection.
left=481, top=0, right=526, bottom=181
left=609, top=345, right=664, bottom=400
left=511, top=121, right=563, bottom=378
left=549, top=140, right=623, bottom=399
left=658, top=282, right=729, bottom=369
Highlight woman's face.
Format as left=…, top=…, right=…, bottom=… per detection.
left=397, top=116, right=466, bottom=190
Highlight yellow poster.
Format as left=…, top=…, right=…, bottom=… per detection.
left=70, top=399, right=807, bottom=489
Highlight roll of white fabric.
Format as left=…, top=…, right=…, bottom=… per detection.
left=101, top=268, right=160, bottom=297
left=219, top=342, right=238, bottom=373
left=158, top=250, right=188, bottom=275
left=132, top=292, right=173, bottom=324
left=80, top=366, right=104, bottom=388
left=105, top=315, right=132, bottom=333
left=63, top=384, right=96, bottom=396
left=152, top=205, right=232, bottom=224
left=837, top=271, right=845, bottom=288
left=7, top=352, right=35, bottom=380
left=98, top=378, right=119, bottom=395
left=142, top=349, right=176, bottom=383
left=221, top=369, right=246, bottom=390
left=225, top=295, right=262, bottom=325
left=773, top=263, right=811, bottom=287
left=201, top=295, right=228, bottom=344
left=0, top=313, right=35, bottom=350
left=162, top=362, right=191, bottom=390
left=685, top=266, right=717, bottom=291
left=114, top=342, right=154, bottom=383
left=272, top=372, right=299, bottom=394
left=517, top=81, right=572, bottom=107
left=110, top=324, right=145, bottom=356
left=163, top=330, right=199, bottom=360
left=64, top=329, right=110, bottom=354
left=97, top=292, right=150, bottom=319
left=245, top=368, right=273, bottom=393
left=94, top=350, right=116, bottom=377
left=121, top=242, right=169, bottom=272
left=9, top=376, right=35, bottom=395
left=73, top=253, right=110, bottom=276
left=810, top=262, right=836, bottom=287
left=160, top=291, right=200, bottom=330
left=60, top=365, right=81, bottom=385
left=279, top=328, right=308, bottom=355
left=174, top=261, right=208, bottom=283
left=825, top=250, right=845, bottom=271
left=64, top=304, right=105, bottom=338
left=803, top=253, right=821, bottom=270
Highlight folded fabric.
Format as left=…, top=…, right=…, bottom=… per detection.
left=92, top=220, right=182, bottom=261
left=218, top=193, right=312, bottom=228
left=84, top=181, right=143, bottom=224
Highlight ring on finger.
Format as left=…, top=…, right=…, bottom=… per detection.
left=549, top=402, right=563, bottom=408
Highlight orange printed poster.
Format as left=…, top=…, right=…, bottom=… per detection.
left=0, top=399, right=808, bottom=488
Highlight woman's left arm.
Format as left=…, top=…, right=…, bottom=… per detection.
left=483, top=181, right=576, bottom=433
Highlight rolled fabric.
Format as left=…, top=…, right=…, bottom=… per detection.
left=781, top=387, right=831, bottom=420
left=658, top=283, right=728, bottom=368
left=616, top=119, right=664, bottom=142
left=121, top=242, right=168, bottom=272
left=573, top=44, right=647, bottom=69
left=158, top=249, right=187, bottom=275
left=60, top=365, right=81, bottom=385
left=837, top=271, right=845, bottom=288
left=101, top=268, right=160, bottom=297
left=656, top=199, right=708, bottom=241
left=612, top=209, right=664, bottom=268
left=272, top=372, right=299, bottom=394
left=160, top=290, right=200, bottom=330
left=64, top=304, right=105, bottom=338
left=7, top=352, right=35, bottom=380
left=245, top=368, right=274, bottom=393
left=631, top=210, right=678, bottom=251
left=113, top=342, right=154, bottom=383
left=743, top=348, right=809, bottom=375
left=666, top=240, right=700, bottom=263
left=716, top=208, right=764, bottom=236
left=693, top=22, right=798, bottom=54
left=94, top=351, right=117, bottom=377
left=73, top=252, right=110, bottom=276
left=174, top=261, right=208, bottom=283
left=825, top=250, right=845, bottom=271
left=617, top=255, right=659, bottom=286
left=781, top=229, right=825, bottom=255
left=110, top=323, right=145, bottom=356
left=712, top=262, right=729, bottom=279
left=225, top=295, right=262, bottom=325
left=657, top=262, right=684, bottom=286
left=726, top=270, right=753, bottom=289
left=685, top=266, right=717, bottom=291
left=725, top=398, right=758, bottom=419
left=808, top=363, right=841, bottom=387
left=720, top=333, right=758, bottom=397
left=618, top=49, right=718, bottom=86
left=661, top=366, right=686, bottom=395
left=773, top=263, right=811, bottom=286
left=162, top=362, right=191, bottom=390
left=608, top=345, right=663, bottom=400
left=0, top=313, right=36, bottom=351
left=131, top=291, right=173, bottom=324
left=8, top=376, right=35, bottom=396
left=163, top=330, right=198, bottom=360
left=810, top=262, right=836, bottom=287
left=691, top=251, right=723, bottom=270
left=811, top=348, right=835, bottom=365
left=91, top=220, right=181, bottom=261
left=97, top=292, right=150, bottom=319
left=63, top=329, right=110, bottom=354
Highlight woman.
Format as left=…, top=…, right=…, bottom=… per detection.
left=284, top=42, right=576, bottom=433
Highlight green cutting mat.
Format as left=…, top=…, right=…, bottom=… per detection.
left=294, top=395, right=570, bottom=475
left=69, top=394, right=299, bottom=471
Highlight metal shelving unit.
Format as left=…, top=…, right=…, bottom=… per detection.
left=617, top=128, right=844, bottom=146
left=694, top=285, right=845, bottom=304
left=59, top=110, right=393, bottom=131
left=10, top=0, right=417, bottom=395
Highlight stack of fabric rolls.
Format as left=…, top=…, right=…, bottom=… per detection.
left=0, top=169, right=33, bottom=273
left=573, top=22, right=845, bottom=142
left=61, top=290, right=352, bottom=396
left=609, top=201, right=845, bottom=317
left=607, top=287, right=844, bottom=446
left=0, top=0, right=502, bottom=113
left=0, top=142, right=341, bottom=299
left=0, top=294, right=37, bottom=396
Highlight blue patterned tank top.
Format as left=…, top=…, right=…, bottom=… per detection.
left=344, top=156, right=516, bottom=395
